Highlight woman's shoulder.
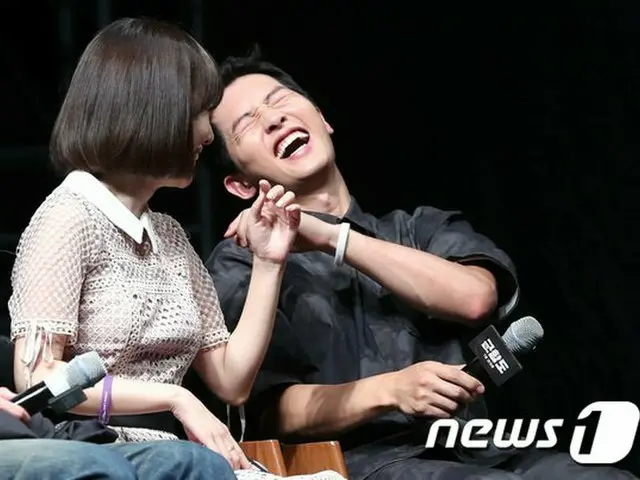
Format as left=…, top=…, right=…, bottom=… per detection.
left=14, top=186, right=100, bottom=267
left=148, top=212, right=191, bottom=241
left=149, top=211, right=182, bottom=230
left=147, top=212, right=199, bottom=257
left=25, top=185, right=97, bottom=235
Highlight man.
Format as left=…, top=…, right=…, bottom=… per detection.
left=206, top=49, right=637, bottom=479
left=0, top=387, right=236, bottom=479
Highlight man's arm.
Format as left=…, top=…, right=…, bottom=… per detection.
left=209, top=233, right=488, bottom=439
left=208, top=241, right=362, bottom=438
left=302, top=207, right=518, bottom=324
left=275, top=360, right=484, bottom=438
left=276, top=376, right=395, bottom=437
left=336, top=231, right=497, bottom=322
left=208, top=242, right=394, bottom=439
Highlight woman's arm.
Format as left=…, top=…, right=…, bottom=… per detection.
left=192, top=181, right=299, bottom=405
left=13, top=333, right=251, bottom=470
left=193, top=258, right=284, bottom=406
left=13, top=334, right=188, bottom=416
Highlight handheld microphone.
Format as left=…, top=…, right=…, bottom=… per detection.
left=13, top=351, right=107, bottom=415
left=463, top=316, right=544, bottom=387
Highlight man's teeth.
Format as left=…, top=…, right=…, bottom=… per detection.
left=276, top=131, right=309, bottom=158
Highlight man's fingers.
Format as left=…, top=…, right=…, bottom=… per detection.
left=224, top=214, right=242, bottom=238
left=5, top=403, right=30, bottom=423
left=0, top=389, right=29, bottom=423
left=427, top=391, right=460, bottom=413
left=436, top=365, right=484, bottom=395
left=424, top=405, right=452, bottom=419
left=235, top=235, right=248, bottom=248
left=286, top=204, right=301, bottom=227
left=0, top=387, right=15, bottom=401
left=234, top=217, right=249, bottom=247
left=431, top=379, right=474, bottom=405
left=235, top=209, right=252, bottom=247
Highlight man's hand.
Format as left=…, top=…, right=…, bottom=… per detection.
left=291, top=212, right=340, bottom=253
left=386, top=361, right=484, bottom=418
left=0, top=387, right=30, bottom=422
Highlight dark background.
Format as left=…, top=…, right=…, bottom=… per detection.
left=1, top=0, right=639, bottom=474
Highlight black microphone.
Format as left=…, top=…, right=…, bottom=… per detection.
left=463, top=316, right=544, bottom=387
left=13, top=351, right=107, bottom=415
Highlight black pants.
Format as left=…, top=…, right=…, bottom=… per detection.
left=365, top=450, right=638, bottom=479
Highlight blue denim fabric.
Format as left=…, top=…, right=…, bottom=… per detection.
left=0, top=439, right=237, bottom=479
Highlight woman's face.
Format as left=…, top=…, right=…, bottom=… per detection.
left=161, top=110, right=214, bottom=189
left=192, top=110, right=214, bottom=162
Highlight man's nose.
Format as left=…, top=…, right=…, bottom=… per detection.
left=260, top=108, right=286, bottom=133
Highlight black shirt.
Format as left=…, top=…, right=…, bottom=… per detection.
left=206, top=198, right=520, bottom=478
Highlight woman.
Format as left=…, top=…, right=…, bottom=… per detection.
left=0, top=386, right=236, bottom=480
left=8, top=17, right=343, bottom=480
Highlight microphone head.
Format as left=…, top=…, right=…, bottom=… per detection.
left=65, top=352, right=107, bottom=390
left=502, top=316, right=544, bottom=356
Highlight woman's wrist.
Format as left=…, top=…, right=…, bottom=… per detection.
left=168, top=384, right=193, bottom=413
left=252, top=256, right=286, bottom=273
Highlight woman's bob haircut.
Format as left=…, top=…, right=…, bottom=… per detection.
left=50, top=17, right=222, bottom=179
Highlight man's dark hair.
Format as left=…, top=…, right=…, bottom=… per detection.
left=50, top=17, right=222, bottom=179
left=212, top=45, right=314, bottom=176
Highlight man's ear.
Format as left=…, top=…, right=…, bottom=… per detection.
left=319, top=111, right=334, bottom=135
left=223, top=174, right=256, bottom=200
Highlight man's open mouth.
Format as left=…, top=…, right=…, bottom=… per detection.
left=274, top=129, right=310, bottom=159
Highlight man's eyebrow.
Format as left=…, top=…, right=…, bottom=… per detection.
left=230, top=85, right=287, bottom=135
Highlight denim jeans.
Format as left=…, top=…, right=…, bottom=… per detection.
left=0, top=439, right=237, bottom=479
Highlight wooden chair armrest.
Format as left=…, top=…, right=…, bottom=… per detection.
left=282, top=441, right=348, bottom=478
left=240, top=440, right=287, bottom=476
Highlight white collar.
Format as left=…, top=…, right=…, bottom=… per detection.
left=62, top=171, right=159, bottom=252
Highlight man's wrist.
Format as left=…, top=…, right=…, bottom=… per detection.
left=366, top=372, right=398, bottom=411
left=322, top=223, right=342, bottom=254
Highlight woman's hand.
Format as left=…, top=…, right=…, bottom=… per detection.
left=171, top=390, right=251, bottom=470
left=223, top=180, right=301, bottom=264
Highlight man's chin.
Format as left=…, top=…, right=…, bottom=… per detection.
left=296, top=156, right=334, bottom=180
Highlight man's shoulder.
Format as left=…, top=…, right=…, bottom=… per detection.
left=375, top=204, right=462, bottom=231
left=205, top=238, right=252, bottom=271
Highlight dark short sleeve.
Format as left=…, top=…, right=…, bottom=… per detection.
left=408, top=206, right=519, bottom=320
left=205, top=241, right=308, bottom=406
